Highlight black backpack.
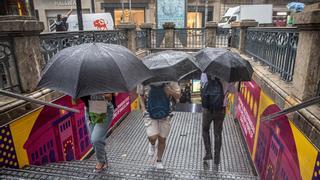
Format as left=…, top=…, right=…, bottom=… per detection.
left=201, top=78, right=224, bottom=112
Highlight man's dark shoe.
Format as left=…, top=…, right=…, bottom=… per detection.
left=203, top=153, right=213, bottom=160
left=214, top=154, right=220, bottom=164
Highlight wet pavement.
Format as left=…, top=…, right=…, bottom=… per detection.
left=1, top=111, right=258, bottom=179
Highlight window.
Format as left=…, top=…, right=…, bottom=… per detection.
left=39, top=147, right=43, bottom=156
left=60, top=125, right=63, bottom=132
left=68, top=121, right=71, bottom=127
left=35, top=151, right=38, bottom=159
left=79, top=128, right=83, bottom=139
left=114, top=8, right=145, bottom=27
left=229, top=16, right=237, bottom=23
left=80, top=141, right=84, bottom=151
left=83, top=125, right=88, bottom=135
left=31, top=153, right=35, bottom=161
left=50, top=140, right=53, bottom=148
left=43, top=145, right=46, bottom=153
left=85, top=137, right=90, bottom=147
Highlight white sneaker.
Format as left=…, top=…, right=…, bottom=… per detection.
left=148, top=143, right=155, bottom=156
left=156, top=161, right=164, bottom=169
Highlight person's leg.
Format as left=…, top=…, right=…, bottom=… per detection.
left=156, top=117, right=171, bottom=169
left=157, top=136, right=166, bottom=161
left=91, top=122, right=108, bottom=165
left=145, top=118, right=160, bottom=156
left=213, top=109, right=226, bottom=164
left=202, top=108, right=213, bottom=160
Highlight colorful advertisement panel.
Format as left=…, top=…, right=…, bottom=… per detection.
left=0, top=93, right=134, bottom=168
left=227, top=80, right=320, bottom=180
left=157, top=0, right=186, bottom=28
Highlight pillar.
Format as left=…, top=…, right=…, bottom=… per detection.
left=205, top=21, right=217, bottom=47
left=292, top=3, right=320, bottom=100
left=118, top=22, right=137, bottom=52
left=163, top=22, right=175, bottom=48
left=0, top=16, right=44, bottom=93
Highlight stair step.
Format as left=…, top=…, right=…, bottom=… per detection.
left=0, top=167, right=86, bottom=180
left=42, top=160, right=257, bottom=179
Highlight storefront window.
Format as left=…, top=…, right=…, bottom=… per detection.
left=114, top=8, right=145, bottom=27
left=187, top=12, right=202, bottom=28
left=0, top=0, right=34, bottom=16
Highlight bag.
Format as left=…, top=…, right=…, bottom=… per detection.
left=88, top=95, right=108, bottom=124
left=201, top=78, right=224, bottom=112
left=147, top=85, right=170, bottom=119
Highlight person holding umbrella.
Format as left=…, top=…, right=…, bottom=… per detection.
left=81, top=93, right=116, bottom=172
left=37, top=43, right=153, bottom=171
left=200, top=74, right=237, bottom=164
left=194, top=48, right=253, bottom=164
left=141, top=82, right=180, bottom=169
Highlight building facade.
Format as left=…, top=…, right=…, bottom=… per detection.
left=33, top=0, right=91, bottom=31
left=32, top=0, right=319, bottom=31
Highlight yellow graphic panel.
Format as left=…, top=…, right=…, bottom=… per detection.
left=130, top=98, right=139, bottom=111
left=252, top=91, right=274, bottom=159
left=290, top=121, right=318, bottom=180
left=9, top=109, right=42, bottom=168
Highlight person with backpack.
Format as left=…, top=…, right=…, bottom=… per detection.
left=201, top=74, right=237, bottom=164
left=56, top=8, right=72, bottom=31
left=141, top=82, right=180, bottom=169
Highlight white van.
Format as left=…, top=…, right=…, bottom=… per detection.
left=218, top=5, right=273, bottom=28
left=66, top=13, right=114, bottom=31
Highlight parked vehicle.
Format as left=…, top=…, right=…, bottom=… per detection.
left=218, top=4, right=273, bottom=28
left=66, top=13, right=114, bottom=31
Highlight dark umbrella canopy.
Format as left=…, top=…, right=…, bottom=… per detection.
left=194, top=48, right=253, bottom=82
left=38, top=43, right=153, bottom=98
left=142, top=50, right=199, bottom=85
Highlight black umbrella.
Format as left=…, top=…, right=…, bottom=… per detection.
left=142, top=50, right=199, bottom=85
left=194, top=48, right=253, bottom=82
left=38, top=43, right=153, bottom=98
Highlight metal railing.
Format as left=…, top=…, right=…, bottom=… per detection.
left=174, top=28, right=205, bottom=49
left=136, top=29, right=148, bottom=49
left=245, top=27, right=299, bottom=81
left=216, top=28, right=231, bottom=48
left=40, top=30, right=128, bottom=63
left=0, top=35, right=21, bottom=92
left=231, top=28, right=240, bottom=49
left=151, top=29, right=166, bottom=48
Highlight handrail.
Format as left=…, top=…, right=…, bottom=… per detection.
left=261, top=96, right=320, bottom=121
left=0, top=89, right=80, bottom=113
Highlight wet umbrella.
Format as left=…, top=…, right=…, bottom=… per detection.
left=38, top=43, right=153, bottom=99
left=287, top=2, right=304, bottom=12
left=194, top=48, right=253, bottom=82
left=142, top=50, right=199, bottom=85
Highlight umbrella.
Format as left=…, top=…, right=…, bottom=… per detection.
left=142, top=50, right=199, bottom=85
left=194, top=48, right=253, bottom=82
left=38, top=43, right=153, bottom=98
left=287, top=2, right=304, bottom=12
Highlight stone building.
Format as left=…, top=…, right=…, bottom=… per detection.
left=31, top=0, right=319, bottom=31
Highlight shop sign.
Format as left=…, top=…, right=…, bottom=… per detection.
left=55, top=0, right=76, bottom=6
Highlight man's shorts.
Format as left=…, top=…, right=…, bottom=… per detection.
left=144, top=116, right=171, bottom=138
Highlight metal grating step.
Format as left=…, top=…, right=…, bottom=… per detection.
left=0, top=167, right=85, bottom=180
left=2, top=111, right=258, bottom=179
